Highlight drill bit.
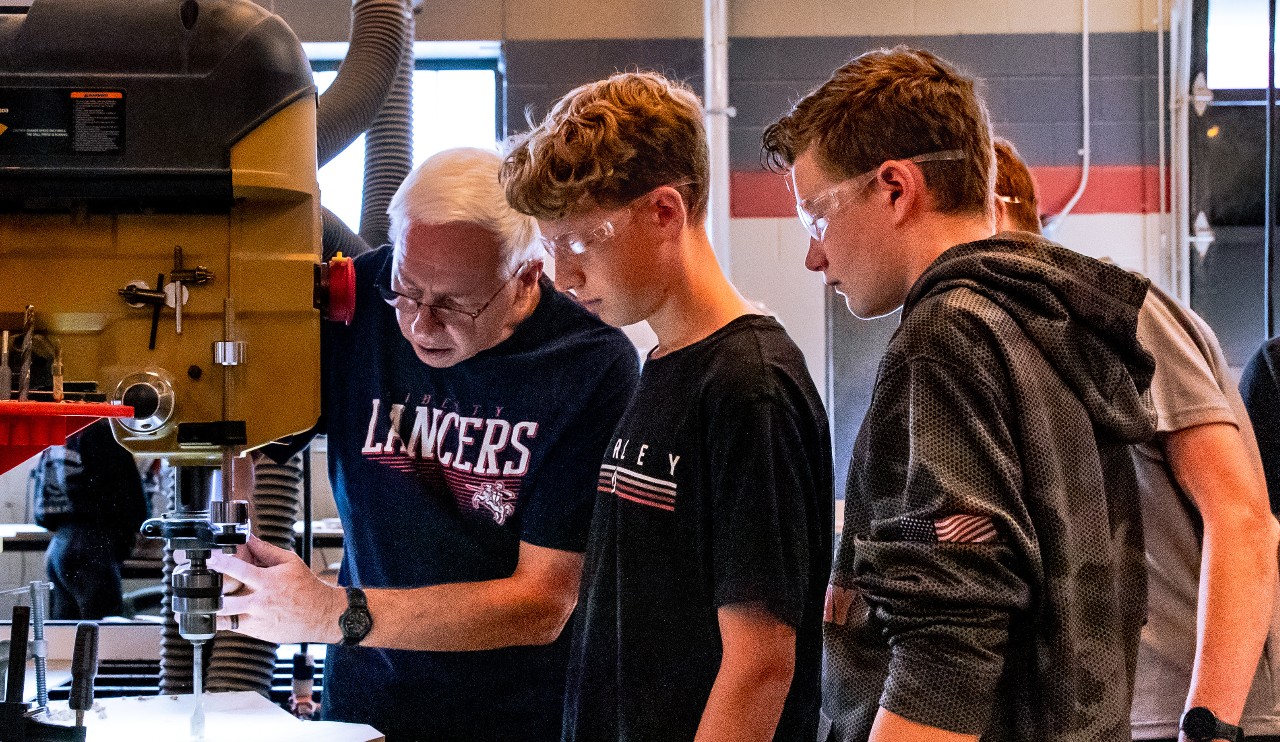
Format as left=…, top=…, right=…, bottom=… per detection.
left=0, top=330, right=10, bottom=401
left=51, top=339, right=63, bottom=403
left=191, top=640, right=205, bottom=740
left=17, top=306, right=33, bottom=401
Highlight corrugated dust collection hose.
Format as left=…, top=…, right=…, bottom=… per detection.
left=358, top=0, right=414, bottom=249
left=206, top=454, right=305, bottom=696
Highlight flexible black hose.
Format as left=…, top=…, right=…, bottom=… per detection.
left=158, top=464, right=194, bottom=696
left=206, top=455, right=305, bottom=697
left=323, top=206, right=371, bottom=260
left=359, top=0, right=414, bottom=249
left=316, top=0, right=409, bottom=167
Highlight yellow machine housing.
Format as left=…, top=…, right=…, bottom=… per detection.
left=0, top=0, right=322, bottom=462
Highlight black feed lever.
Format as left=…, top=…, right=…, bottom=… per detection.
left=4, top=605, right=28, bottom=704
left=68, top=623, right=98, bottom=728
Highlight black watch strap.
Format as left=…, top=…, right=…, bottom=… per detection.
left=1181, top=706, right=1245, bottom=742
left=338, top=586, right=373, bottom=646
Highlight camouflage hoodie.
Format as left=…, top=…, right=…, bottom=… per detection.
left=822, top=233, right=1156, bottom=741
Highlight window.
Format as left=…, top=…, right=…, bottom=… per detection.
left=306, top=42, right=502, bottom=232
left=1189, top=0, right=1280, bottom=364
left=1207, top=0, right=1280, bottom=89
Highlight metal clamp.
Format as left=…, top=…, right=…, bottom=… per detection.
left=212, top=341, right=247, bottom=366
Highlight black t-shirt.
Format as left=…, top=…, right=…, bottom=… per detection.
left=320, top=246, right=639, bottom=741
left=563, top=315, right=833, bottom=742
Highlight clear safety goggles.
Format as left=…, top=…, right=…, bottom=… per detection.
left=792, top=149, right=966, bottom=241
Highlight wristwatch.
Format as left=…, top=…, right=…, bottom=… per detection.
left=338, top=586, right=373, bottom=646
left=1181, top=707, right=1245, bottom=742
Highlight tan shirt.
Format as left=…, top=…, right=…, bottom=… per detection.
left=1130, top=282, right=1280, bottom=738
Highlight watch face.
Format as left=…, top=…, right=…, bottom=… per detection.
left=1182, top=707, right=1216, bottom=738
left=341, top=609, right=372, bottom=640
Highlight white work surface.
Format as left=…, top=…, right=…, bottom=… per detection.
left=46, top=691, right=383, bottom=741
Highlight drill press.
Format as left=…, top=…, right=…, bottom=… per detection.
left=0, top=0, right=328, bottom=728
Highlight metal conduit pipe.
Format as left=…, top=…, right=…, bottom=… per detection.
left=1170, top=0, right=1194, bottom=304
left=1158, top=0, right=1170, bottom=288
left=317, top=0, right=410, bottom=167
left=1045, top=0, right=1091, bottom=236
left=206, top=454, right=305, bottom=697
left=703, top=0, right=732, bottom=270
left=1266, top=0, right=1277, bottom=336
left=359, top=0, right=414, bottom=249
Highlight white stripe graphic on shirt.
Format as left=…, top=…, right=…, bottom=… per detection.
left=600, top=464, right=677, bottom=492
left=599, top=464, right=678, bottom=511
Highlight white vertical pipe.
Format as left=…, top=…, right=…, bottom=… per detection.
left=1157, top=0, right=1169, bottom=286
left=704, top=0, right=733, bottom=272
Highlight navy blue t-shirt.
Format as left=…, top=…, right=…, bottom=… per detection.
left=563, top=315, right=833, bottom=742
left=320, top=246, right=639, bottom=741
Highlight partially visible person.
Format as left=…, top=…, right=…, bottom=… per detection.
left=1243, top=343, right=1280, bottom=514
left=503, top=71, right=832, bottom=742
left=34, top=419, right=149, bottom=619
left=990, top=138, right=1042, bottom=234
left=997, top=137, right=1280, bottom=742
left=765, top=47, right=1158, bottom=741
left=208, top=147, right=640, bottom=741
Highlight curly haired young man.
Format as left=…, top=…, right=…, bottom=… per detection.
left=503, top=72, right=833, bottom=742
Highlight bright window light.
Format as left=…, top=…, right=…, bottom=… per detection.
left=312, top=63, right=499, bottom=233
left=1208, top=0, right=1280, bottom=89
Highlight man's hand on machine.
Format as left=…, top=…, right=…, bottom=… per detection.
left=208, top=535, right=346, bottom=644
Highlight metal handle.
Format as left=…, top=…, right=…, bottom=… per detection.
left=5, top=605, right=29, bottom=704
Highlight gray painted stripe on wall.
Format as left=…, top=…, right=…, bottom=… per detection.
left=504, top=32, right=1159, bottom=168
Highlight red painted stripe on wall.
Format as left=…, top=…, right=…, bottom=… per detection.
left=730, top=165, right=1162, bottom=219
left=1032, top=165, right=1162, bottom=216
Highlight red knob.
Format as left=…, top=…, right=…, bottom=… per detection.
left=326, top=254, right=356, bottom=325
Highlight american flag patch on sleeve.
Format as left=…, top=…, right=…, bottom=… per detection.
left=897, top=513, right=1001, bottom=543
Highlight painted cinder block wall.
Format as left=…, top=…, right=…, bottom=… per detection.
left=268, top=0, right=1167, bottom=399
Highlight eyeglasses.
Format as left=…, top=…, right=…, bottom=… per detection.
left=537, top=181, right=696, bottom=260
left=792, top=150, right=966, bottom=241
left=378, top=259, right=533, bottom=326
left=538, top=218, right=619, bottom=259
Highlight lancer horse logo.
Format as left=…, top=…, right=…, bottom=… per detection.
left=470, top=482, right=517, bottom=525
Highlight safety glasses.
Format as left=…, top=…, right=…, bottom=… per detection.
left=537, top=181, right=696, bottom=260
left=792, top=150, right=966, bottom=241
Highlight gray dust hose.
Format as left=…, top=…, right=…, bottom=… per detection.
left=316, top=0, right=410, bottom=167
left=206, top=454, right=305, bottom=696
left=358, top=0, right=414, bottom=249
left=323, top=205, right=371, bottom=260
left=159, top=464, right=195, bottom=695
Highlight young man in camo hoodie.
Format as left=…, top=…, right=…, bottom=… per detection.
left=764, top=46, right=1157, bottom=741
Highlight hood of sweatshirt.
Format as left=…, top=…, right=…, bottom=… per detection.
left=902, top=231, right=1156, bottom=443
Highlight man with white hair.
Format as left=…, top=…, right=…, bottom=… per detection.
left=208, top=147, right=640, bottom=741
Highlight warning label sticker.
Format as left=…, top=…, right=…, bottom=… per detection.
left=0, top=88, right=125, bottom=156
left=70, top=90, right=124, bottom=153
